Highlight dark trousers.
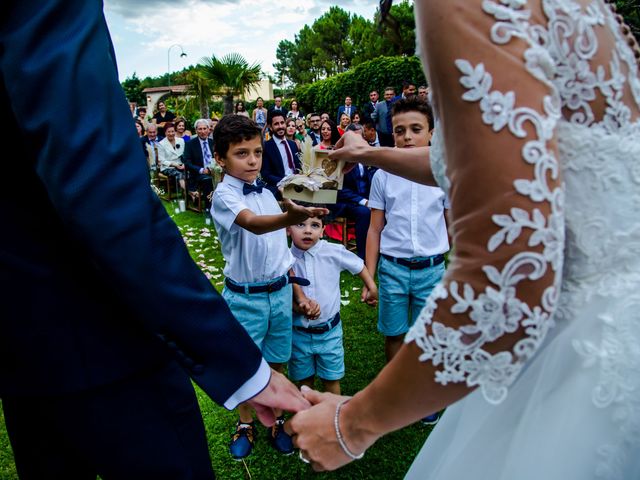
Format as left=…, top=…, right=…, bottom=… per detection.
left=2, top=361, right=214, bottom=480
left=331, top=203, right=371, bottom=260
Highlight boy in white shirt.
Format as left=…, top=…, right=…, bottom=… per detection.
left=288, top=214, right=378, bottom=395
left=211, top=115, right=327, bottom=460
left=366, top=98, right=449, bottom=426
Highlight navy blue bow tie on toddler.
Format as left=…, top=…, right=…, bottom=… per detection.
left=243, top=182, right=263, bottom=195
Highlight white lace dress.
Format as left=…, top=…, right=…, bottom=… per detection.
left=405, top=1, right=640, bottom=478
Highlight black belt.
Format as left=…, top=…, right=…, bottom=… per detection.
left=294, top=313, right=341, bottom=334
left=381, top=253, right=445, bottom=270
left=225, top=275, right=310, bottom=294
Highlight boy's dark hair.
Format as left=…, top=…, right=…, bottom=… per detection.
left=268, top=109, right=286, bottom=126
left=362, top=119, right=376, bottom=130
left=214, top=114, right=262, bottom=159
left=391, top=97, right=434, bottom=130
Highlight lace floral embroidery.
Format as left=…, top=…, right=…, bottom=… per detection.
left=406, top=53, right=565, bottom=404
left=409, top=0, right=640, bottom=476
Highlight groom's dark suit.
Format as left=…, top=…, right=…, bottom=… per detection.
left=1, top=1, right=264, bottom=477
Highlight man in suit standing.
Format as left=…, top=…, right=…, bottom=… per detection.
left=183, top=119, right=215, bottom=203
left=336, top=96, right=356, bottom=125
left=372, top=87, right=396, bottom=147
left=261, top=110, right=300, bottom=199
left=361, top=90, right=379, bottom=123
left=0, top=2, right=309, bottom=478
left=268, top=96, right=288, bottom=118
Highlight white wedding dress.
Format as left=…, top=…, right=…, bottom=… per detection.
left=405, top=1, right=640, bottom=478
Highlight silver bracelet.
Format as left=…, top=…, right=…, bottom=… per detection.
left=334, top=399, right=365, bottom=460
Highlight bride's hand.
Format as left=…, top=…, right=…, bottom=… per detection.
left=328, top=131, right=373, bottom=174
left=286, top=387, right=377, bottom=471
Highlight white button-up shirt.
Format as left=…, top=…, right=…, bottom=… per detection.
left=291, top=240, right=364, bottom=327
left=212, top=174, right=293, bottom=283
left=369, top=170, right=449, bottom=258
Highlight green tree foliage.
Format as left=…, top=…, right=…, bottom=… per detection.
left=274, top=2, right=416, bottom=87
left=295, top=56, right=426, bottom=115
left=199, top=53, right=262, bottom=115
left=615, top=0, right=640, bottom=38
left=121, top=72, right=145, bottom=104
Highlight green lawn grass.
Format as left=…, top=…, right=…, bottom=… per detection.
left=0, top=203, right=433, bottom=479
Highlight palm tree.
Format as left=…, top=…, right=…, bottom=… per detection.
left=184, top=69, right=217, bottom=119
left=199, top=53, right=262, bottom=115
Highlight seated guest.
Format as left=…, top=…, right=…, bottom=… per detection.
left=157, top=122, right=186, bottom=192
left=260, top=110, right=300, bottom=199
left=141, top=123, right=163, bottom=170
left=337, top=113, right=351, bottom=136
left=318, top=119, right=340, bottom=150
left=362, top=120, right=381, bottom=147
left=183, top=119, right=215, bottom=204
left=328, top=123, right=377, bottom=259
left=286, top=118, right=302, bottom=151
left=306, top=113, right=322, bottom=146
left=174, top=117, right=192, bottom=142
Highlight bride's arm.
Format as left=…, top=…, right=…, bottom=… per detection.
left=289, top=0, right=564, bottom=470
left=328, top=134, right=436, bottom=186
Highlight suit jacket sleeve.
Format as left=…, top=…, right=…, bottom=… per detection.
left=1, top=0, right=264, bottom=405
left=183, top=138, right=202, bottom=176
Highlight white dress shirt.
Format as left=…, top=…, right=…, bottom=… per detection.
left=369, top=170, right=450, bottom=258
left=212, top=174, right=293, bottom=283
left=291, top=240, right=364, bottom=327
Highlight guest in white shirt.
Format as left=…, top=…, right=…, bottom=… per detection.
left=366, top=98, right=449, bottom=365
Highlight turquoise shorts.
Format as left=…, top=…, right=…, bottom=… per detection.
left=377, top=255, right=445, bottom=337
left=222, top=282, right=292, bottom=364
left=288, top=318, right=344, bottom=382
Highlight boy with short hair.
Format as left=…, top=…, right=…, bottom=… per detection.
left=366, top=96, right=449, bottom=394
left=288, top=215, right=378, bottom=395
left=211, top=115, right=327, bottom=460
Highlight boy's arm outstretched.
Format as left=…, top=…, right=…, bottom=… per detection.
left=235, top=199, right=329, bottom=235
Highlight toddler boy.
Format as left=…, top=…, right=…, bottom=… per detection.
left=288, top=215, right=378, bottom=395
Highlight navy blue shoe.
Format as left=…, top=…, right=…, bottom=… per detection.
left=421, top=411, right=441, bottom=426
left=229, top=421, right=256, bottom=460
left=269, top=416, right=294, bottom=455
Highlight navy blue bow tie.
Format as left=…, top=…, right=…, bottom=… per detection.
left=243, top=182, right=263, bottom=195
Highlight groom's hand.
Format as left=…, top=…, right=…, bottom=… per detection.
left=247, top=370, right=311, bottom=426
left=285, top=387, right=354, bottom=472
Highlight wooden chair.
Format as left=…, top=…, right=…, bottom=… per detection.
left=329, top=216, right=357, bottom=252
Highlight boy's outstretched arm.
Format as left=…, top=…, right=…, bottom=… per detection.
left=358, top=267, right=378, bottom=306
left=235, top=200, right=329, bottom=235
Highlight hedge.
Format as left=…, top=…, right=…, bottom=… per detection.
left=294, top=55, right=427, bottom=115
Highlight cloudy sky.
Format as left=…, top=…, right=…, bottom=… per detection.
left=104, top=0, right=379, bottom=82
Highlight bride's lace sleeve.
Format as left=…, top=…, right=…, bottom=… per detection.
left=405, top=0, right=565, bottom=404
